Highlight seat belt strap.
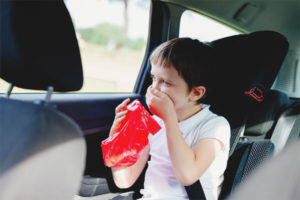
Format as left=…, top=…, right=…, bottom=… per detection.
left=185, top=180, right=206, bottom=200
left=287, top=114, right=300, bottom=144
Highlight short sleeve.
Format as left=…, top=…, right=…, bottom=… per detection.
left=195, top=116, right=231, bottom=152
left=148, top=115, right=164, bottom=144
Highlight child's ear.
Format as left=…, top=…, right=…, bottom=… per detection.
left=189, top=86, right=206, bottom=102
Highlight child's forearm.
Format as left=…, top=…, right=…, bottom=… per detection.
left=164, top=116, right=209, bottom=186
left=111, top=166, right=134, bottom=188
left=111, top=145, right=150, bottom=189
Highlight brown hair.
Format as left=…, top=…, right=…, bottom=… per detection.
left=150, top=37, right=213, bottom=104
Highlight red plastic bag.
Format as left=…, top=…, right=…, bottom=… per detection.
left=101, top=99, right=161, bottom=167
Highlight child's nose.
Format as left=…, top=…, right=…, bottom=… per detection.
left=152, top=81, right=160, bottom=91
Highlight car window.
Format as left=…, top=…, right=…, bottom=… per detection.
left=0, top=0, right=150, bottom=94
left=179, top=10, right=241, bottom=42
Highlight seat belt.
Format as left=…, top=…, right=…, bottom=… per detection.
left=271, top=101, right=300, bottom=155
left=286, top=113, right=300, bottom=144
left=185, top=181, right=206, bottom=200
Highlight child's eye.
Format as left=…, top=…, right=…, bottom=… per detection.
left=163, top=81, right=170, bottom=86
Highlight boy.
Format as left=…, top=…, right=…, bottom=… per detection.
left=109, top=38, right=230, bottom=200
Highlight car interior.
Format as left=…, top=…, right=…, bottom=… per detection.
left=0, top=0, right=299, bottom=200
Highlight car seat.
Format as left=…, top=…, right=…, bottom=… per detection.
left=210, top=31, right=289, bottom=199
left=228, top=139, right=300, bottom=200
left=0, top=1, right=86, bottom=200
left=207, top=30, right=289, bottom=155
left=243, top=90, right=300, bottom=153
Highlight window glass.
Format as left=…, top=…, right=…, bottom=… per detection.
left=0, top=0, right=150, bottom=93
left=180, top=10, right=240, bottom=42
left=66, top=0, right=150, bottom=93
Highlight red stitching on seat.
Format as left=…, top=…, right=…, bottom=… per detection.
left=244, top=87, right=264, bottom=102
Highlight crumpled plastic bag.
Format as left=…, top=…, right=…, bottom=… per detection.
left=101, top=99, right=161, bottom=168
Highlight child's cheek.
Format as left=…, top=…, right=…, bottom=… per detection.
left=160, top=87, right=169, bottom=94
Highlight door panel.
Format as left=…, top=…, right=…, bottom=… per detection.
left=53, top=93, right=144, bottom=176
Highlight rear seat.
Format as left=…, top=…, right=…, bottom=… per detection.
left=208, top=30, right=289, bottom=155
left=220, top=89, right=300, bottom=200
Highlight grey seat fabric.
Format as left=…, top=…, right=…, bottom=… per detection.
left=244, top=90, right=300, bottom=154
left=221, top=90, right=299, bottom=199
left=219, top=140, right=274, bottom=200
left=79, top=176, right=111, bottom=197
left=270, top=100, right=300, bottom=154
left=0, top=98, right=86, bottom=200
left=0, top=1, right=86, bottom=200
left=220, top=89, right=299, bottom=199
left=228, top=139, right=300, bottom=200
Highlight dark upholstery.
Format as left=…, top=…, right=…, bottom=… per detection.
left=208, top=31, right=289, bottom=100
left=0, top=1, right=83, bottom=92
left=244, top=90, right=290, bottom=140
left=244, top=89, right=299, bottom=154
left=207, top=31, right=289, bottom=199
left=207, top=31, right=289, bottom=155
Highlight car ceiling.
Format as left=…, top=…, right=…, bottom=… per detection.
left=161, top=0, right=300, bottom=51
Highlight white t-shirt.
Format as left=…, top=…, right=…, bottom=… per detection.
left=140, top=104, right=231, bottom=200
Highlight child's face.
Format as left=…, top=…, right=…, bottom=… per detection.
left=150, top=63, right=199, bottom=118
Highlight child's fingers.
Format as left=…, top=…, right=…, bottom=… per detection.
left=114, top=115, right=126, bottom=124
left=110, top=115, right=127, bottom=136
left=115, top=110, right=128, bottom=119
left=115, top=98, right=130, bottom=114
left=145, top=88, right=153, bottom=105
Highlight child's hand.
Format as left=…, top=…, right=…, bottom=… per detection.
left=146, top=86, right=175, bottom=121
left=109, top=98, right=130, bottom=136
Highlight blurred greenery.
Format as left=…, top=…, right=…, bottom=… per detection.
left=78, top=23, right=146, bottom=50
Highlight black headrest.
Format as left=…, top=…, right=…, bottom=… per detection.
left=0, top=1, right=83, bottom=92
left=207, top=31, right=289, bottom=105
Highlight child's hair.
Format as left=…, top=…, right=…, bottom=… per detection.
left=150, top=37, right=213, bottom=104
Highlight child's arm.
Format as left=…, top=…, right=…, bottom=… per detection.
left=146, top=88, right=223, bottom=186
left=111, top=145, right=149, bottom=188
left=109, top=99, right=150, bottom=188
left=164, top=116, right=223, bottom=186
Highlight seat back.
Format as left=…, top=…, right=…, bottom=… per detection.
left=0, top=1, right=86, bottom=200
left=209, top=31, right=289, bottom=199
left=0, top=98, right=86, bottom=200
left=228, top=140, right=300, bottom=200
left=208, top=31, right=289, bottom=155
left=243, top=90, right=290, bottom=140
left=243, top=89, right=299, bottom=155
